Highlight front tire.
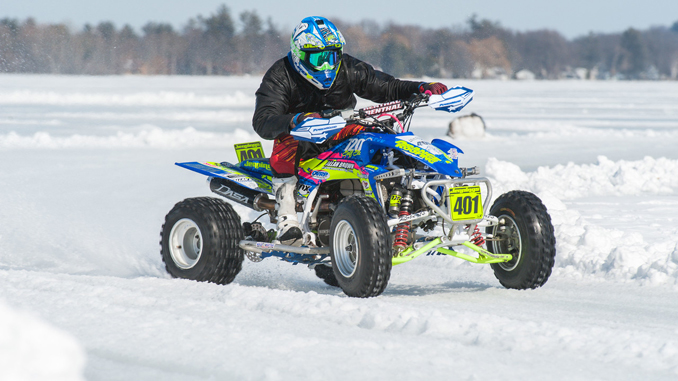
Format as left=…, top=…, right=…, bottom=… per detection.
left=314, top=264, right=340, bottom=288
left=160, top=197, right=244, bottom=284
left=486, top=191, right=556, bottom=289
left=329, top=195, right=392, bottom=298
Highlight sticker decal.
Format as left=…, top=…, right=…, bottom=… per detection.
left=324, top=161, right=355, bottom=170
left=298, top=183, right=312, bottom=196
left=397, top=135, right=445, bottom=155
left=234, top=142, right=265, bottom=162
left=395, top=140, right=442, bottom=164
left=447, top=148, right=458, bottom=160
left=242, top=160, right=272, bottom=173
left=312, top=170, right=330, bottom=180
left=348, top=140, right=366, bottom=150
left=449, top=186, right=483, bottom=221
left=212, top=183, right=250, bottom=204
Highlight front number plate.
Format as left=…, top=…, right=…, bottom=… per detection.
left=449, top=186, right=483, bottom=221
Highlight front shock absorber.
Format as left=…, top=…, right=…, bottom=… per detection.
left=393, top=190, right=414, bottom=254
left=470, top=225, right=485, bottom=247
left=388, top=187, right=403, bottom=218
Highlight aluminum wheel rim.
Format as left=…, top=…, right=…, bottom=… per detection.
left=333, top=220, right=359, bottom=278
left=493, top=215, right=522, bottom=271
left=169, top=218, right=203, bottom=270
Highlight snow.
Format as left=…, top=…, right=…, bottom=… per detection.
left=1, top=74, right=678, bottom=380
left=0, top=299, right=85, bottom=381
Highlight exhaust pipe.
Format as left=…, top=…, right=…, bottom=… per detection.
left=208, top=177, right=275, bottom=211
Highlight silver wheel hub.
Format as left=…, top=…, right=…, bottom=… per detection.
left=493, top=215, right=522, bottom=271
left=169, top=218, right=203, bottom=269
left=333, top=220, right=359, bottom=278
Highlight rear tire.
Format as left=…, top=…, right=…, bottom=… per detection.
left=329, top=195, right=392, bottom=298
left=160, top=197, right=244, bottom=284
left=486, top=191, right=556, bottom=289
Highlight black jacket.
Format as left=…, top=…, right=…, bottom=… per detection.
left=253, top=54, right=421, bottom=142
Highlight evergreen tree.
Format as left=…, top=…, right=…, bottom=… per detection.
left=200, top=5, right=235, bottom=74
left=619, top=28, right=648, bottom=77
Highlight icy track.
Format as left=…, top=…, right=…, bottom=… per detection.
left=1, top=75, right=678, bottom=380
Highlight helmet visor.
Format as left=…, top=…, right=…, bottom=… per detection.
left=303, top=49, right=341, bottom=71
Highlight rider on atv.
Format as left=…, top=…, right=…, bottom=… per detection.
left=252, top=16, right=448, bottom=245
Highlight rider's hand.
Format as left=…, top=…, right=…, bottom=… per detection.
left=331, top=124, right=365, bottom=141
left=419, top=82, right=448, bottom=95
left=290, top=112, right=322, bottom=129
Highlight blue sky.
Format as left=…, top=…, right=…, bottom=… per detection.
left=3, top=0, right=678, bottom=39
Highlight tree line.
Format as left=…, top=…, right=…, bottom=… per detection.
left=1, top=6, right=678, bottom=80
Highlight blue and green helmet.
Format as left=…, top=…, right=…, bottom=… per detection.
left=288, top=16, right=346, bottom=90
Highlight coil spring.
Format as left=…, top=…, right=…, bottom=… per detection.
left=394, top=210, right=410, bottom=251
left=393, top=190, right=414, bottom=253
left=471, top=225, right=485, bottom=247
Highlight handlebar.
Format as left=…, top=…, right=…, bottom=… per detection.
left=318, top=92, right=430, bottom=135
left=291, top=87, right=473, bottom=143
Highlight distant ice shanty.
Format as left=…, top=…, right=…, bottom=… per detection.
left=448, top=113, right=486, bottom=138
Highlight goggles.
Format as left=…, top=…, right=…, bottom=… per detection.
left=302, top=48, right=342, bottom=71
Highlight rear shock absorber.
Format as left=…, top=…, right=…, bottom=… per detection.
left=393, top=190, right=414, bottom=254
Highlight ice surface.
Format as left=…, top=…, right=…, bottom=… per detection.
left=1, top=74, right=678, bottom=380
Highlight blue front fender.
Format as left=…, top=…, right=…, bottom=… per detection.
left=356, top=132, right=464, bottom=177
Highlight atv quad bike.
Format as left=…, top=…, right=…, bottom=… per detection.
left=160, top=87, right=556, bottom=298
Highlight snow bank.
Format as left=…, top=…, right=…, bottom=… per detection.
left=0, top=90, right=254, bottom=107
left=487, top=155, right=678, bottom=199
left=0, top=300, right=85, bottom=381
left=486, top=157, right=678, bottom=286
left=0, top=127, right=263, bottom=149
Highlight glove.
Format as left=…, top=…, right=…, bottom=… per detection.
left=290, top=112, right=322, bottom=129
left=331, top=124, right=365, bottom=141
left=419, top=82, right=448, bottom=95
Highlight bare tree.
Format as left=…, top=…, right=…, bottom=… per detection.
left=1, top=8, right=677, bottom=80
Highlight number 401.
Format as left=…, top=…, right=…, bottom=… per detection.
left=453, top=195, right=480, bottom=215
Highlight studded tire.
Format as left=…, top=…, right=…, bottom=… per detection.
left=160, top=197, right=244, bottom=284
left=329, top=195, right=392, bottom=298
left=486, top=190, right=556, bottom=289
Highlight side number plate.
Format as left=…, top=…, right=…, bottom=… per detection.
left=234, top=142, right=265, bottom=162
left=449, top=186, right=483, bottom=221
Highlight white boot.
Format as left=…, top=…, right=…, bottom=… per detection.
left=272, top=176, right=303, bottom=246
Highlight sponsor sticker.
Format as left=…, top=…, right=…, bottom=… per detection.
left=447, top=148, right=458, bottom=160
left=212, top=184, right=250, bottom=203
left=234, top=142, right=265, bottom=162
left=324, top=161, right=355, bottom=170
left=243, top=161, right=272, bottom=172
left=298, top=183, right=312, bottom=195
left=342, top=139, right=365, bottom=158
left=395, top=140, right=441, bottom=164
left=312, top=170, right=330, bottom=180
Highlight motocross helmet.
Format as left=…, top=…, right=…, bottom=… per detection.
left=288, top=16, right=345, bottom=90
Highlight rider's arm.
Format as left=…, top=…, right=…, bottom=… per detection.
left=252, top=60, right=297, bottom=140
left=344, top=54, right=421, bottom=103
